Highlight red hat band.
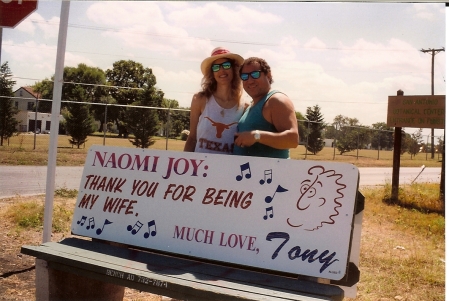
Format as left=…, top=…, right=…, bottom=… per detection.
left=211, top=49, right=230, bottom=56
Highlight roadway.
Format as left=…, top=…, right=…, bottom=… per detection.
left=0, top=166, right=442, bottom=199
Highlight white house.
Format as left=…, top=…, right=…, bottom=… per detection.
left=13, top=87, right=64, bottom=133
left=323, top=138, right=334, bottom=147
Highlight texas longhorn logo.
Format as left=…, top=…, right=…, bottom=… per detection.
left=204, top=117, right=238, bottom=138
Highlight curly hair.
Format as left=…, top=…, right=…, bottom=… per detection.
left=199, top=58, right=243, bottom=103
left=239, top=57, right=274, bottom=84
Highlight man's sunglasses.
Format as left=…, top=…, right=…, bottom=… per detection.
left=211, top=61, right=232, bottom=72
left=240, top=71, right=262, bottom=81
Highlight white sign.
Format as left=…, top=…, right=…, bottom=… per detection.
left=71, top=145, right=360, bottom=280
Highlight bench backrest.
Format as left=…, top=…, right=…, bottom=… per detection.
left=71, top=145, right=361, bottom=283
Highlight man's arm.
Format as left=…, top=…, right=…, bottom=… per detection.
left=233, top=93, right=299, bottom=149
left=261, top=93, right=299, bottom=149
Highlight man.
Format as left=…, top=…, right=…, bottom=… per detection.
left=233, top=57, right=299, bottom=158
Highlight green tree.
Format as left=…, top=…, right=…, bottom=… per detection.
left=333, top=115, right=360, bottom=155
left=33, top=79, right=53, bottom=113
left=63, top=64, right=108, bottom=131
left=296, top=111, right=306, bottom=145
left=399, top=130, right=409, bottom=155
left=161, top=99, right=190, bottom=138
left=63, top=64, right=106, bottom=102
left=357, top=125, right=372, bottom=149
left=305, top=105, right=325, bottom=154
left=33, top=64, right=108, bottom=114
left=63, top=87, right=95, bottom=148
left=332, top=115, right=372, bottom=154
left=371, top=122, right=393, bottom=150
left=406, top=128, right=423, bottom=158
left=106, top=60, right=162, bottom=138
left=126, top=87, right=162, bottom=148
left=0, top=62, right=19, bottom=146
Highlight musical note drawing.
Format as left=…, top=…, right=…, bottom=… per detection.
left=77, top=215, right=87, bottom=226
left=96, top=219, right=113, bottom=235
left=236, top=162, right=252, bottom=181
left=265, top=185, right=289, bottom=203
left=86, top=217, right=95, bottom=230
left=127, top=221, right=143, bottom=235
left=144, top=220, right=157, bottom=238
left=259, top=169, right=273, bottom=185
left=263, top=206, right=274, bottom=220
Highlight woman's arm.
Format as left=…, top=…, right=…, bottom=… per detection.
left=183, top=93, right=205, bottom=152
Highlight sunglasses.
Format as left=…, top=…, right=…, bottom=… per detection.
left=240, top=71, right=262, bottom=81
left=211, top=61, right=232, bottom=72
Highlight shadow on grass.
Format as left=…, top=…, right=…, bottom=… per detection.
left=382, top=182, right=444, bottom=215
left=383, top=197, right=444, bottom=215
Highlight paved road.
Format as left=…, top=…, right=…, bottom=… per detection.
left=0, top=166, right=442, bottom=199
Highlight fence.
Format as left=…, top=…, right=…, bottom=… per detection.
left=3, top=95, right=445, bottom=161
left=298, top=119, right=443, bottom=161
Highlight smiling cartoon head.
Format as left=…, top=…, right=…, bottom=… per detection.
left=287, top=165, right=346, bottom=231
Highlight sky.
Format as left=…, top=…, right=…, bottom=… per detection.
left=1, top=1, right=446, bottom=138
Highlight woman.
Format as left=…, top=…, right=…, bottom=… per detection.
left=184, top=47, right=247, bottom=154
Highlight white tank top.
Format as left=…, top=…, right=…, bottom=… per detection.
left=194, top=96, right=245, bottom=154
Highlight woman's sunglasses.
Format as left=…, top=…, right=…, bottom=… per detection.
left=240, top=71, right=262, bottom=81
left=211, top=61, right=232, bottom=72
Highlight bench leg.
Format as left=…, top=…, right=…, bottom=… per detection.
left=35, top=259, right=125, bottom=301
left=35, top=259, right=49, bottom=301
left=49, top=268, right=125, bottom=301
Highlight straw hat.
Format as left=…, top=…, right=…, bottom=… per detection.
left=200, top=47, right=244, bottom=75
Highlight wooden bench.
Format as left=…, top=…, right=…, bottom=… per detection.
left=22, top=145, right=364, bottom=301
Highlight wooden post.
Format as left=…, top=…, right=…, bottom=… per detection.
left=440, top=131, right=445, bottom=215
left=391, top=90, right=403, bottom=202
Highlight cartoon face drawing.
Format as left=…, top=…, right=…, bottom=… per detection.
left=287, top=166, right=347, bottom=231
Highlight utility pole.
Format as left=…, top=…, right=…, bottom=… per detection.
left=420, top=47, right=445, bottom=159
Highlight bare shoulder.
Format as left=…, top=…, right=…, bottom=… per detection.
left=192, top=92, right=208, bottom=104
left=266, top=92, right=295, bottom=109
left=191, top=93, right=208, bottom=112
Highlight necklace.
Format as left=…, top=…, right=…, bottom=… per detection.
left=214, top=94, right=228, bottom=117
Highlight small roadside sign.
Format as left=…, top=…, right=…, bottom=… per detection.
left=387, top=95, right=445, bottom=129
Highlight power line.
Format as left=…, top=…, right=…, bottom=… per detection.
left=9, top=76, right=385, bottom=104
left=0, top=95, right=190, bottom=112
left=18, top=18, right=424, bottom=52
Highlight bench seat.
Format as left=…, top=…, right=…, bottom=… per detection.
left=22, top=237, right=344, bottom=301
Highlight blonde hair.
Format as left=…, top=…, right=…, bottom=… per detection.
left=199, top=58, right=243, bottom=106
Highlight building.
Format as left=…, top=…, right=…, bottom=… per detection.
left=323, top=138, right=334, bottom=147
left=13, top=87, right=63, bottom=133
